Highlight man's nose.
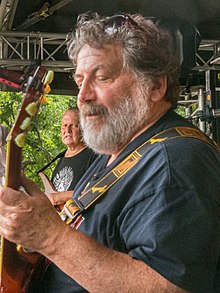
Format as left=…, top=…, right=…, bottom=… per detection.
left=77, top=79, right=96, bottom=105
left=67, top=125, right=72, bottom=132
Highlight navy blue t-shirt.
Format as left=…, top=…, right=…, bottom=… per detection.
left=36, top=109, right=220, bottom=293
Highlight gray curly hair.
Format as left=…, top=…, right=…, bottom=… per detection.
left=67, top=12, right=180, bottom=108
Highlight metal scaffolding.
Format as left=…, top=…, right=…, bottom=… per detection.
left=0, top=30, right=72, bottom=72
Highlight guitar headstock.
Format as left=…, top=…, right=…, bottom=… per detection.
left=7, top=66, right=54, bottom=147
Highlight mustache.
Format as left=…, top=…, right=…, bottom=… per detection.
left=80, top=103, right=109, bottom=117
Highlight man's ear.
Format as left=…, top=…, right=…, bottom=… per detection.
left=151, top=75, right=167, bottom=102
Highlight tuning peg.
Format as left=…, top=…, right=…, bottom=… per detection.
left=25, top=102, right=38, bottom=116
left=44, top=84, right=51, bottom=94
left=14, top=133, right=26, bottom=147
left=44, top=70, right=54, bottom=85
left=20, top=117, right=32, bottom=130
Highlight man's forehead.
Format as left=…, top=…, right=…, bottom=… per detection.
left=76, top=44, right=123, bottom=70
left=62, top=112, right=78, bottom=122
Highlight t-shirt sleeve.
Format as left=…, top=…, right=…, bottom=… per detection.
left=120, top=185, right=219, bottom=292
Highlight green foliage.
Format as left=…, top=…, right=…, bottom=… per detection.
left=175, top=105, right=185, bottom=117
left=175, top=104, right=199, bottom=128
left=0, top=91, right=76, bottom=189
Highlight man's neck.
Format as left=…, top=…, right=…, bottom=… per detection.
left=65, top=143, right=86, bottom=157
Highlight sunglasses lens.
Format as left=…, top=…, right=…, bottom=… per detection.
left=104, top=14, right=141, bottom=34
left=106, top=15, right=127, bottom=26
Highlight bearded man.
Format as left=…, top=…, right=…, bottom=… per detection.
left=0, top=12, right=219, bottom=293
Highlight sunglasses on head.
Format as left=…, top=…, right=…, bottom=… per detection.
left=104, top=14, right=144, bottom=33
left=76, top=12, right=155, bottom=34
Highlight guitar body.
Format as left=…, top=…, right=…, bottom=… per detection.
left=0, top=67, right=54, bottom=292
left=0, top=238, right=44, bottom=293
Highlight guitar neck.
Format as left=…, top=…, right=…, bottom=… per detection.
left=5, top=140, right=22, bottom=190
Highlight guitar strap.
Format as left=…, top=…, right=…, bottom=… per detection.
left=37, top=150, right=66, bottom=174
left=60, top=126, right=220, bottom=225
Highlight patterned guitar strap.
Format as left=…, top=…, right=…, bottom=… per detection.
left=60, top=126, right=220, bottom=226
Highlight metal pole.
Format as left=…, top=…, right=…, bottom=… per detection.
left=198, top=87, right=206, bottom=132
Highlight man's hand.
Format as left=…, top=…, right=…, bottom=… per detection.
left=47, top=190, right=73, bottom=206
left=0, top=182, right=67, bottom=255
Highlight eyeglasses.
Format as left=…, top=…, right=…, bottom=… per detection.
left=104, top=14, right=144, bottom=34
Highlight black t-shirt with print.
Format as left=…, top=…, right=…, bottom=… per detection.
left=51, top=147, right=98, bottom=191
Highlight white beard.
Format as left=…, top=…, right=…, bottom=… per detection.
left=80, top=85, right=152, bottom=154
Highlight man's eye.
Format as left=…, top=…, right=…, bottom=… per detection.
left=97, top=76, right=110, bottom=82
left=75, top=79, right=82, bottom=88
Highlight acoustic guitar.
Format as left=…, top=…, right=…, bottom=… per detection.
left=0, top=66, right=54, bottom=292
